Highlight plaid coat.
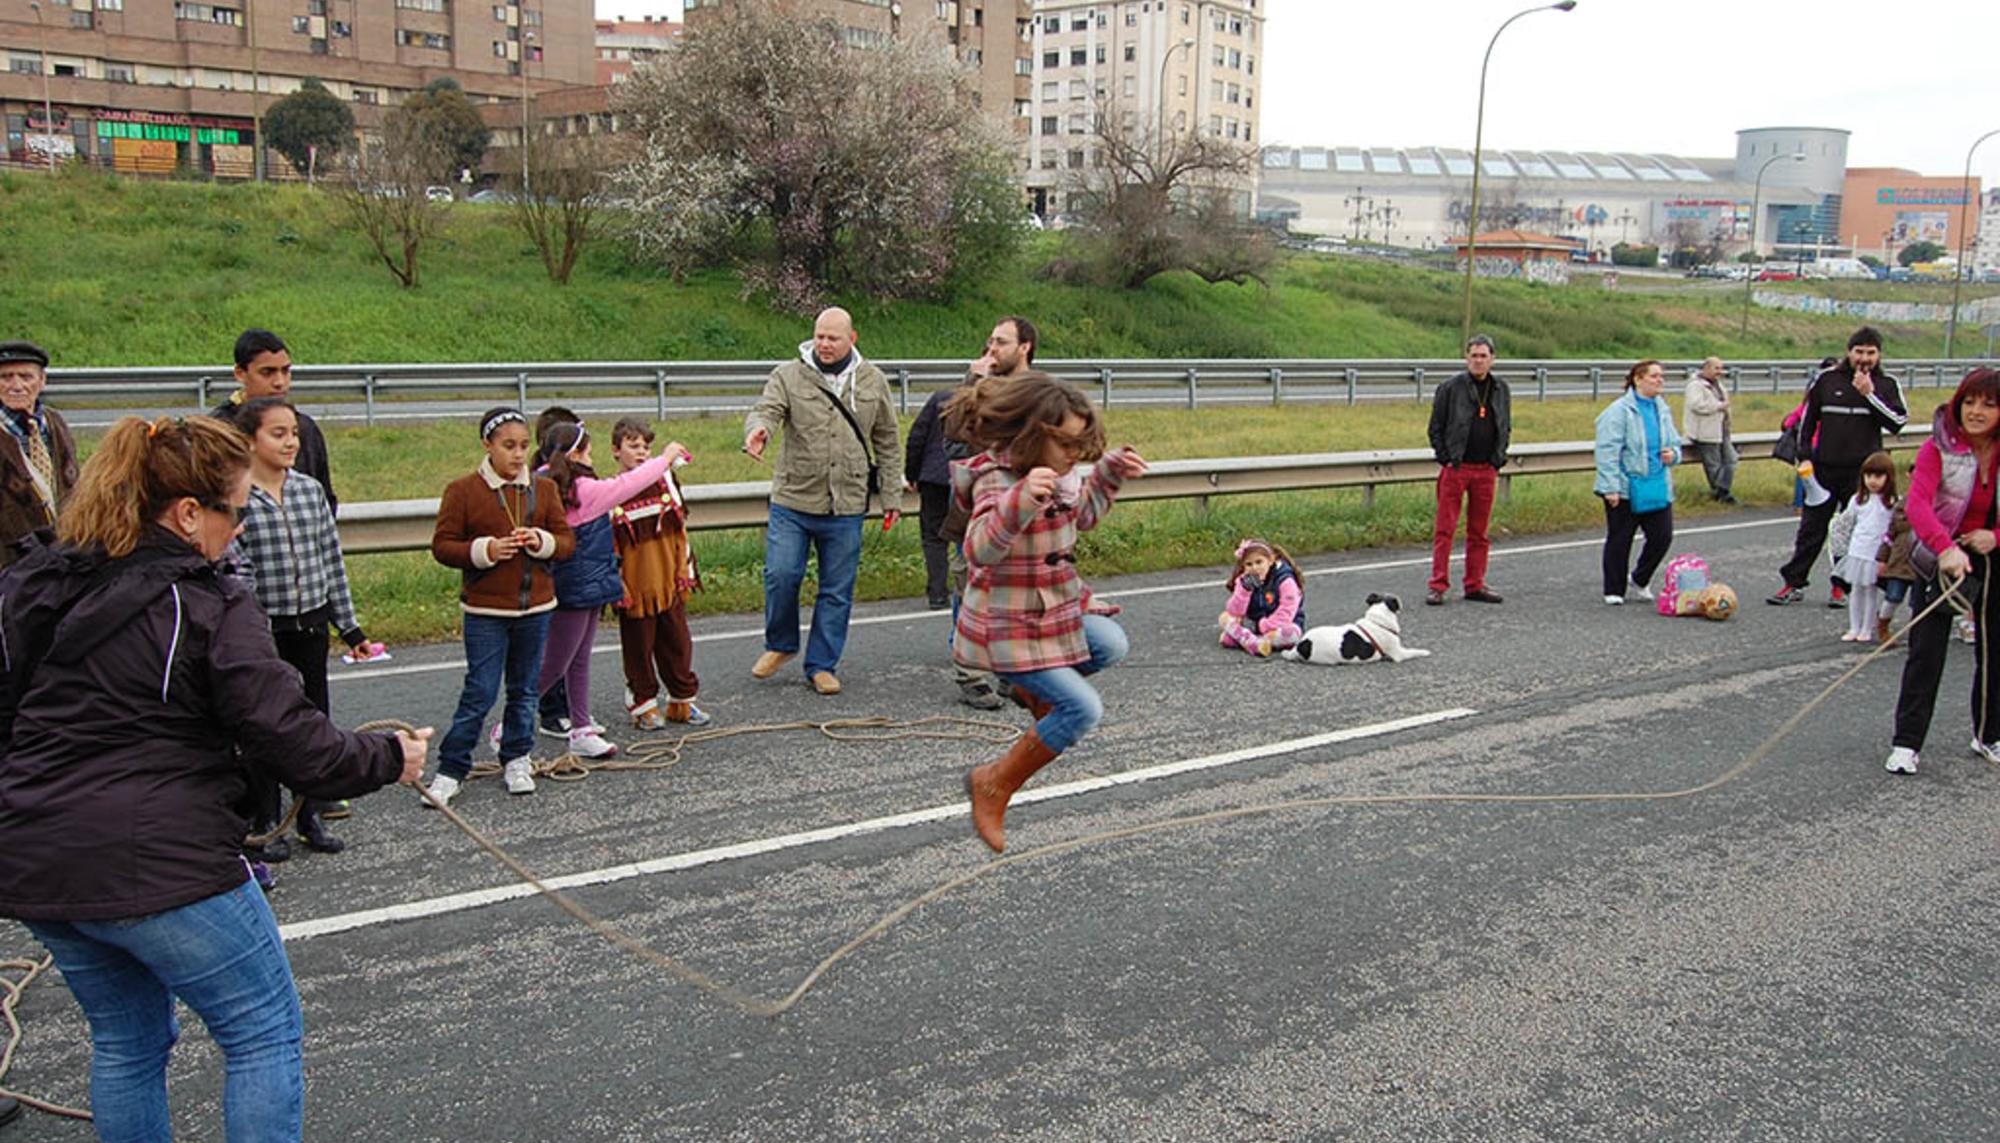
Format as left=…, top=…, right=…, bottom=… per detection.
left=952, top=451, right=1125, bottom=674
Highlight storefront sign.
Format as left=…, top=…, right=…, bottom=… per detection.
left=1877, top=187, right=1970, bottom=206
left=97, top=121, right=242, bottom=144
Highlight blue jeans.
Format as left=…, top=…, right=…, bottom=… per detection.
left=996, top=615, right=1130, bottom=753
left=440, top=610, right=553, bottom=778
left=25, top=877, right=303, bottom=1143
left=762, top=503, right=864, bottom=677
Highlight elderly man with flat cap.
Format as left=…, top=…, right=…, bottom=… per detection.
left=0, top=340, right=79, bottom=568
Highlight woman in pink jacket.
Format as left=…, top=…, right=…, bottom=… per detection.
left=948, top=372, right=1147, bottom=852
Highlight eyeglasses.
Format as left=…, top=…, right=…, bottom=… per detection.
left=203, top=500, right=245, bottom=525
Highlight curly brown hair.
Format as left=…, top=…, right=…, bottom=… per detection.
left=942, top=370, right=1105, bottom=474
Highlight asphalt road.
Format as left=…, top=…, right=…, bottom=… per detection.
left=5, top=511, right=1997, bottom=1142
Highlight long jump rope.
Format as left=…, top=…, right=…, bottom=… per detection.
left=5, top=570, right=1996, bottom=1122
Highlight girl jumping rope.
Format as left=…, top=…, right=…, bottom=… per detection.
left=948, top=371, right=1148, bottom=853
left=1841, top=450, right=1897, bottom=643
left=1219, top=539, right=1306, bottom=656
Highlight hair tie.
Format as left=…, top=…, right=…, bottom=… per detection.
left=146, top=419, right=163, bottom=439
left=1235, top=538, right=1268, bottom=560
left=481, top=409, right=528, bottom=440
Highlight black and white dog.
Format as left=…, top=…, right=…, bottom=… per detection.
left=1282, top=593, right=1432, bottom=665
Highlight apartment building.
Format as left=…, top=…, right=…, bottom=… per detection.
left=594, top=14, right=678, bottom=85
left=1023, top=0, right=1263, bottom=218
left=682, top=0, right=1030, bottom=136
left=1, top=0, right=592, bottom=176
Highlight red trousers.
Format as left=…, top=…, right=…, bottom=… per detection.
left=1429, top=463, right=1497, bottom=594
left=619, top=601, right=699, bottom=708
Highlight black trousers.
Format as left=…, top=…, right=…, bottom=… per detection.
left=918, top=481, right=953, bottom=605
left=256, top=622, right=331, bottom=827
left=1893, top=553, right=2000, bottom=750
left=1602, top=500, right=1674, bottom=597
left=1779, top=463, right=1860, bottom=589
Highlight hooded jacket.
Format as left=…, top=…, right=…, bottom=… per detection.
left=0, top=529, right=403, bottom=921
left=744, top=343, right=904, bottom=517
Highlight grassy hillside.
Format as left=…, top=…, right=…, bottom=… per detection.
left=0, top=169, right=1961, bottom=367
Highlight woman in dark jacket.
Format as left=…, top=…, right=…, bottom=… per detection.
left=0, top=415, right=430, bottom=1141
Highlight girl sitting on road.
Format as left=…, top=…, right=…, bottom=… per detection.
left=425, top=407, right=574, bottom=808
left=228, top=397, right=383, bottom=856
left=1218, top=538, right=1306, bottom=657
left=947, top=371, right=1149, bottom=853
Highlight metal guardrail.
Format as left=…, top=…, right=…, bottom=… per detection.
left=336, top=429, right=1919, bottom=555
left=48, top=357, right=1998, bottom=424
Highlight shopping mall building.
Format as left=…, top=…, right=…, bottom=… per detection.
left=1259, top=126, right=1987, bottom=268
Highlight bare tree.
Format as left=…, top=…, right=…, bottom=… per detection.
left=507, top=124, right=619, bottom=285
left=1059, top=104, right=1274, bottom=290
left=612, top=3, right=1022, bottom=310
left=331, top=106, right=454, bottom=289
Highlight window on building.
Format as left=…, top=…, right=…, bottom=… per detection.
left=395, top=0, right=447, bottom=11
left=1123, top=43, right=1135, bottom=61
left=308, top=0, right=324, bottom=13
left=1094, top=78, right=1105, bottom=97
left=397, top=29, right=450, bottom=49
left=69, top=10, right=92, bottom=28
left=1229, top=49, right=1240, bottom=67
left=522, top=8, right=540, bottom=24
left=293, top=15, right=310, bottom=32
left=1246, top=55, right=1254, bottom=75
left=10, top=57, right=42, bottom=76
left=332, top=20, right=349, bottom=35
left=1068, top=78, right=1084, bottom=99
left=1043, top=16, right=1058, bottom=33
left=97, top=0, right=124, bottom=9
left=1042, top=49, right=1058, bottom=66
left=1210, top=80, right=1222, bottom=100
left=1181, top=4, right=1190, bottom=24
left=1015, top=57, right=1032, bottom=76
left=1122, top=76, right=1134, bottom=96
left=1041, top=81, right=1057, bottom=99
left=1069, top=48, right=1085, bottom=65
left=1176, top=75, right=1186, bottom=94
left=493, top=4, right=506, bottom=17
left=1068, top=113, right=1085, bottom=134
left=1212, top=45, right=1224, bottom=65
left=1068, top=149, right=1084, bottom=169
left=105, top=62, right=134, bottom=82
left=354, top=88, right=379, bottom=104
left=1125, top=8, right=1135, bottom=25
left=1227, top=83, right=1239, bottom=103
left=1040, top=115, right=1057, bottom=134
left=1208, top=114, right=1221, bottom=135
left=493, top=39, right=508, bottom=56
left=1095, top=44, right=1104, bottom=63
left=1070, top=15, right=1086, bottom=30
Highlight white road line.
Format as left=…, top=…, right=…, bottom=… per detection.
left=278, top=706, right=1476, bottom=942
left=331, top=517, right=1792, bottom=684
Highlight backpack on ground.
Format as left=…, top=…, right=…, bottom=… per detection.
left=1657, top=553, right=1711, bottom=617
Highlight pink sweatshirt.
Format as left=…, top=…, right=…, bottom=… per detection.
left=1224, top=575, right=1303, bottom=633
left=564, top=453, right=678, bottom=526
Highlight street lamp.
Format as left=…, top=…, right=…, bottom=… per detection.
left=1459, top=0, right=1577, bottom=345
left=1156, top=37, right=1194, bottom=156
left=26, top=1, right=55, bottom=175
left=1738, top=149, right=1804, bottom=336
left=1945, top=128, right=1999, bottom=359
left=519, top=30, right=537, bottom=191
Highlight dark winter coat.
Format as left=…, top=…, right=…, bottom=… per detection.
left=552, top=515, right=624, bottom=610
left=0, top=529, right=403, bottom=921
left=0, top=403, right=78, bottom=569
left=1427, top=369, right=1513, bottom=470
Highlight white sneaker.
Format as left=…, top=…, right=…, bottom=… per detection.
left=1970, top=739, right=2000, bottom=765
left=1628, top=582, right=1654, bottom=601
left=567, top=727, right=619, bottom=760
left=421, top=773, right=461, bottom=809
left=1603, top=594, right=1624, bottom=605
left=501, top=756, right=537, bottom=795
left=1885, top=746, right=1919, bottom=774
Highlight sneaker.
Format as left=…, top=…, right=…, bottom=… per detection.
left=249, top=860, right=278, bottom=893
left=1766, top=584, right=1805, bottom=605
left=320, top=799, right=353, bottom=821
left=1956, top=616, right=1978, bottom=645
left=958, top=679, right=1007, bottom=711
left=1885, top=746, right=1919, bottom=775
left=631, top=701, right=667, bottom=731
left=421, top=773, right=461, bottom=809
left=666, top=701, right=712, bottom=727
left=1828, top=586, right=1848, bottom=608
left=539, top=714, right=574, bottom=740
left=1971, top=739, right=2000, bottom=765
left=1604, top=594, right=1624, bottom=605
left=501, top=756, right=537, bottom=795
left=567, top=727, right=619, bottom=760
left=1628, top=581, right=1654, bottom=601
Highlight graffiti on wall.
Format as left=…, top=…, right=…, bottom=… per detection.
left=1752, top=290, right=2000, bottom=326
left=1459, top=256, right=1571, bottom=286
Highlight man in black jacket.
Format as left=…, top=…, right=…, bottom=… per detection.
left=1768, top=327, right=1907, bottom=606
left=1425, top=334, right=1512, bottom=606
left=210, top=329, right=337, bottom=512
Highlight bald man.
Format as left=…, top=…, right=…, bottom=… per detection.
left=744, top=308, right=904, bottom=695
left=1682, top=356, right=1738, bottom=504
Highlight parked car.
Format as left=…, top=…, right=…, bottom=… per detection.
left=424, top=185, right=453, bottom=203
left=1753, top=269, right=1799, bottom=282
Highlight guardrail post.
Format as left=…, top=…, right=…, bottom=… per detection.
left=1727, top=366, right=1740, bottom=395
left=1498, top=474, right=1511, bottom=504
left=1770, top=366, right=1781, bottom=393
left=364, top=374, right=376, bottom=427
left=897, top=368, right=910, bottom=415
left=655, top=369, right=668, bottom=421
left=1270, top=367, right=1283, bottom=406
left=1186, top=368, right=1198, bottom=410
left=1535, top=366, right=1549, bottom=402
left=1100, top=368, right=1112, bottom=408
left=197, top=375, right=209, bottom=408
left=1346, top=368, right=1359, bottom=406
left=516, top=371, right=529, bottom=410
left=1412, top=367, right=1424, bottom=404
left=1361, top=483, right=1376, bottom=511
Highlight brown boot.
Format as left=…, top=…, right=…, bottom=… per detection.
left=1009, top=685, right=1053, bottom=721
left=965, top=729, right=1059, bottom=853
left=1876, top=617, right=1892, bottom=644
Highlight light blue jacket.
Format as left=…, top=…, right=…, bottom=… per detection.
left=1594, top=389, right=1682, bottom=499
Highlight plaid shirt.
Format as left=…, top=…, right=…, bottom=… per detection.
left=227, top=470, right=362, bottom=638
left=951, top=451, right=1124, bottom=674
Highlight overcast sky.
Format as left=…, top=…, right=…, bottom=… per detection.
left=596, top=0, right=2000, bottom=191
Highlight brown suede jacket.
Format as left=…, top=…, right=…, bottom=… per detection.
left=431, top=459, right=574, bottom=616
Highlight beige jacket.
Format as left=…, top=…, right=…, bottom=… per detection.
left=1682, top=373, right=1731, bottom=444
left=745, top=344, right=905, bottom=517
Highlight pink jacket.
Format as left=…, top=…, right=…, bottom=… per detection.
left=1224, top=575, right=1302, bottom=633
left=563, top=453, right=677, bottom=527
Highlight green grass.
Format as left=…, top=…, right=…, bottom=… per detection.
left=0, top=170, right=1966, bottom=367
